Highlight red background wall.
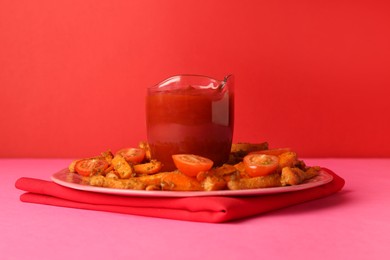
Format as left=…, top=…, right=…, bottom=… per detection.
left=1, top=0, right=389, bottom=158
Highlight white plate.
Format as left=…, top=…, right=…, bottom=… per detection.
left=51, top=168, right=333, bottom=197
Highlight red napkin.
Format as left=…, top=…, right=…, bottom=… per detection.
left=15, top=168, right=344, bottom=223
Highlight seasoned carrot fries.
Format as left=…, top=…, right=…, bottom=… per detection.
left=70, top=142, right=321, bottom=191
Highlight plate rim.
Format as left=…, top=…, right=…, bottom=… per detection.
left=51, top=168, right=334, bottom=197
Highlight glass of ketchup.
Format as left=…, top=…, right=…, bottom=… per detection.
left=146, top=74, right=234, bottom=171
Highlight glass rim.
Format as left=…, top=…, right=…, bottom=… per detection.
left=149, top=74, right=232, bottom=90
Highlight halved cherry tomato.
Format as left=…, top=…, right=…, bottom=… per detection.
left=172, top=154, right=214, bottom=177
left=249, top=148, right=291, bottom=156
left=116, top=148, right=146, bottom=164
left=243, top=154, right=279, bottom=177
left=75, top=158, right=109, bottom=177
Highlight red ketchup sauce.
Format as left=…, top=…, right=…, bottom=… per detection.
left=146, top=76, right=234, bottom=171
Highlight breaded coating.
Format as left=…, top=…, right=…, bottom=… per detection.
left=280, top=166, right=320, bottom=186
left=278, top=152, right=298, bottom=168
left=227, top=173, right=281, bottom=190
left=111, top=154, right=134, bottom=178
left=134, top=160, right=162, bottom=175
left=89, top=175, right=145, bottom=190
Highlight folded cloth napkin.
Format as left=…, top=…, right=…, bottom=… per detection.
left=15, top=168, right=344, bottom=223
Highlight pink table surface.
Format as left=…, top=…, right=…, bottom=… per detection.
left=1, top=158, right=390, bottom=260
